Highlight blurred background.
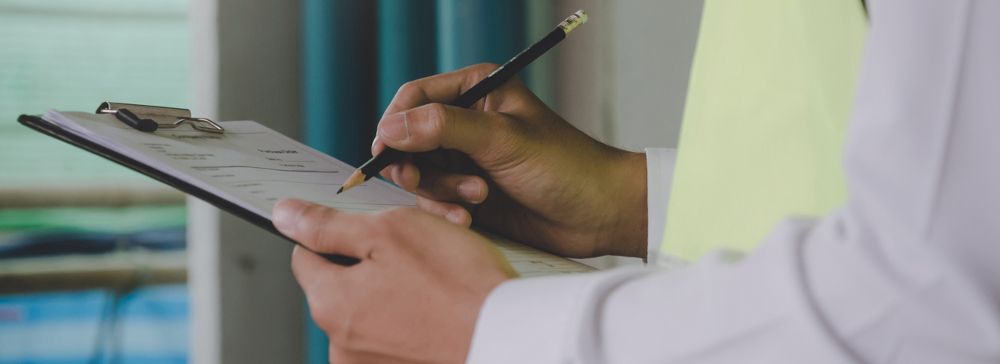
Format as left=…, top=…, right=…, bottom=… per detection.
left=0, top=0, right=702, bottom=362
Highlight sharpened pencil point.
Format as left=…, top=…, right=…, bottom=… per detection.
left=339, top=169, right=367, bottom=195
left=336, top=187, right=343, bottom=194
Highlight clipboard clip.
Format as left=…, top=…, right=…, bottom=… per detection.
left=96, top=102, right=225, bottom=134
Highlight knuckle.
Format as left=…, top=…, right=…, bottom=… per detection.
left=394, top=81, right=425, bottom=102
left=397, top=80, right=418, bottom=95
left=422, top=103, right=450, bottom=137
left=298, top=201, right=327, bottom=221
left=387, top=81, right=429, bottom=113
left=300, top=204, right=335, bottom=247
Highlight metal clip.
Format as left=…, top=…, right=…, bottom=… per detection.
left=96, top=102, right=225, bottom=134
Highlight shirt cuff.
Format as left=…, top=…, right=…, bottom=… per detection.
left=465, top=268, right=647, bottom=364
left=644, top=148, right=687, bottom=267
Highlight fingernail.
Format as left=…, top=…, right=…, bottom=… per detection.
left=378, top=113, right=409, bottom=141
left=457, top=181, right=481, bottom=202
left=273, top=199, right=308, bottom=236
left=446, top=210, right=462, bottom=224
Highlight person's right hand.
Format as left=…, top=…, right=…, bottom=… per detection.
left=371, top=64, right=647, bottom=259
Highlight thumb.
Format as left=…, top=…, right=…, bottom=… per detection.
left=272, top=199, right=371, bottom=258
left=377, top=103, right=519, bottom=159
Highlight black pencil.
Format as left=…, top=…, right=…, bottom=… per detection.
left=338, top=10, right=589, bottom=194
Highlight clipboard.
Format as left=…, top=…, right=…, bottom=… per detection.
left=17, top=103, right=600, bottom=276
left=17, top=103, right=360, bottom=266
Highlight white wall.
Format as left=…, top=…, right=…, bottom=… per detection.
left=188, top=0, right=304, bottom=362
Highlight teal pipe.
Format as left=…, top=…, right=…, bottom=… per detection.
left=378, top=0, right=437, bottom=114
left=302, top=0, right=378, bottom=166
left=436, top=0, right=527, bottom=74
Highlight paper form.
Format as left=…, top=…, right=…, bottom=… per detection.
left=478, top=231, right=597, bottom=277
left=42, top=111, right=597, bottom=276
left=45, top=111, right=411, bottom=219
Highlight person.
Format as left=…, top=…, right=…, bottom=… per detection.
left=271, top=0, right=1000, bottom=363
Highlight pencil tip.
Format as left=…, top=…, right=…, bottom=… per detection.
left=338, top=169, right=367, bottom=195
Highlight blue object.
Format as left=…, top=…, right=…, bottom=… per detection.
left=302, top=0, right=379, bottom=165
left=304, top=299, right=328, bottom=364
left=0, top=227, right=186, bottom=259
left=435, top=0, right=526, bottom=74
left=0, top=285, right=189, bottom=364
left=378, top=0, right=438, bottom=113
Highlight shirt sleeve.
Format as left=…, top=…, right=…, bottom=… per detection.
left=643, top=148, right=689, bottom=267
left=466, top=1, right=1000, bottom=363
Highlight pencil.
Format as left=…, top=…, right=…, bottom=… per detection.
left=338, top=10, right=589, bottom=194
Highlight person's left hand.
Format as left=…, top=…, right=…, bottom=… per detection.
left=272, top=199, right=517, bottom=364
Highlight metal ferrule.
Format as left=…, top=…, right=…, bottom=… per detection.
left=558, top=10, right=588, bottom=36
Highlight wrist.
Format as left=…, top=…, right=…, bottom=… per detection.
left=598, top=150, right=648, bottom=258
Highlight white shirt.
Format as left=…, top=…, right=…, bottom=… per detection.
left=466, top=1, right=1000, bottom=363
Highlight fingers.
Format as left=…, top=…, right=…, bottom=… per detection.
left=377, top=162, right=420, bottom=192
left=372, top=135, right=386, bottom=157
left=378, top=103, right=520, bottom=159
left=374, top=157, right=489, bottom=205
left=291, top=244, right=346, bottom=296
left=417, top=170, right=488, bottom=204
left=382, top=63, right=500, bottom=116
left=273, top=199, right=372, bottom=259
left=415, top=196, right=472, bottom=227
left=373, top=137, right=425, bottom=192
left=293, top=244, right=360, bottom=342
left=392, top=163, right=421, bottom=192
